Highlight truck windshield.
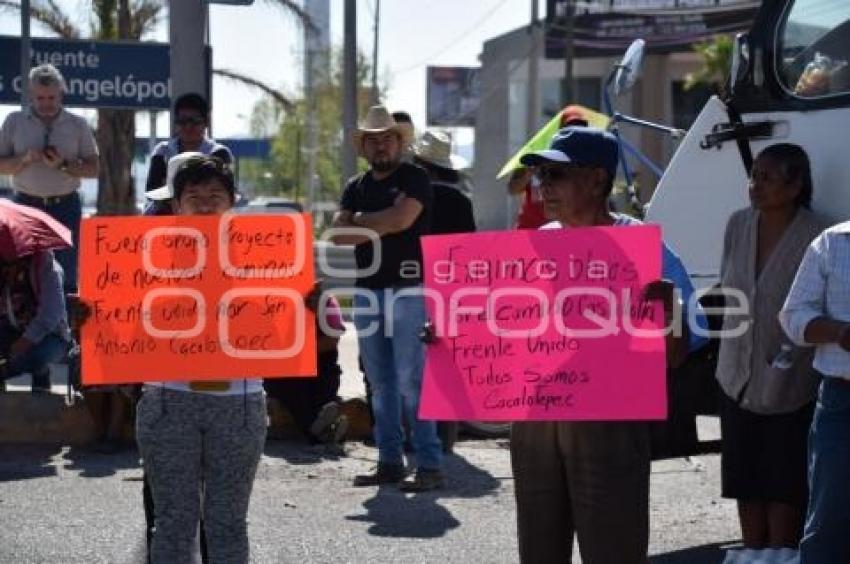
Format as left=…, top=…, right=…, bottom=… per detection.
left=778, top=0, right=850, bottom=98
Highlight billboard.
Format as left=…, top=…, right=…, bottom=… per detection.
left=0, top=36, right=171, bottom=109
left=547, top=0, right=758, bottom=15
left=426, top=66, right=480, bottom=127
left=544, top=1, right=760, bottom=57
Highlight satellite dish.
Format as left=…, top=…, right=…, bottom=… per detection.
left=614, top=39, right=646, bottom=96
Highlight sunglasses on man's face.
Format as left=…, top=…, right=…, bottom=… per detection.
left=175, top=116, right=205, bottom=127
left=534, top=164, right=588, bottom=185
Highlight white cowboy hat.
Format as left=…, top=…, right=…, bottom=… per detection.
left=352, top=105, right=414, bottom=157
left=412, top=129, right=468, bottom=171
left=146, top=151, right=205, bottom=201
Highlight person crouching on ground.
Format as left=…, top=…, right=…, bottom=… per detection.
left=264, top=293, right=349, bottom=446
left=0, top=250, right=71, bottom=392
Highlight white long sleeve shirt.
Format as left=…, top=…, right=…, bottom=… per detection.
left=779, top=221, right=850, bottom=378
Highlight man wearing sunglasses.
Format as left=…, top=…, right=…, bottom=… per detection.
left=510, top=126, right=708, bottom=564
left=144, top=93, right=233, bottom=215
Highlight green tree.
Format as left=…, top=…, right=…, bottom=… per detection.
left=684, top=34, right=734, bottom=97
left=250, top=49, right=381, bottom=204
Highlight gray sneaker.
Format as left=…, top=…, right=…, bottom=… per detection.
left=399, top=469, right=444, bottom=493
left=329, top=414, right=349, bottom=444
left=309, top=402, right=340, bottom=440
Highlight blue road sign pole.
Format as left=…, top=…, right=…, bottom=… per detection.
left=169, top=0, right=208, bottom=133
left=20, top=0, right=29, bottom=105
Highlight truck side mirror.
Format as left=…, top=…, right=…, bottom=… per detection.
left=730, top=33, right=750, bottom=95
left=614, top=39, right=646, bottom=96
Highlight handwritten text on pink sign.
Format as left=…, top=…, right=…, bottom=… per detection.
left=419, top=225, right=667, bottom=421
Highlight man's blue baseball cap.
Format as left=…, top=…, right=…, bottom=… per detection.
left=520, top=126, right=619, bottom=178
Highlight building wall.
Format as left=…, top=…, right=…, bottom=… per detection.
left=473, top=27, right=704, bottom=230
left=472, top=29, right=527, bottom=231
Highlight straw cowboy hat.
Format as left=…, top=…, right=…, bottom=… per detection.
left=412, top=130, right=468, bottom=171
left=352, top=105, right=414, bottom=157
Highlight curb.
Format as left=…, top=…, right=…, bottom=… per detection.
left=0, top=392, right=373, bottom=445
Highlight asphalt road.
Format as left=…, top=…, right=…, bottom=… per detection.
left=1, top=324, right=741, bottom=563
left=0, top=433, right=740, bottom=564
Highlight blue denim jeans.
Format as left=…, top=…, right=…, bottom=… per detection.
left=354, top=288, right=442, bottom=470
left=800, top=378, right=850, bottom=563
left=3, top=333, right=68, bottom=389
left=13, top=191, right=81, bottom=293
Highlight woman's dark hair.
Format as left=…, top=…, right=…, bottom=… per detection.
left=755, top=143, right=813, bottom=208
left=173, top=156, right=235, bottom=201
left=174, top=93, right=210, bottom=120
left=414, top=157, right=460, bottom=184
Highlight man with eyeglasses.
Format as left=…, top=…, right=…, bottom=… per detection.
left=144, top=93, right=233, bottom=215
left=0, top=64, right=99, bottom=298
left=510, top=126, right=707, bottom=564
left=0, top=63, right=97, bottom=393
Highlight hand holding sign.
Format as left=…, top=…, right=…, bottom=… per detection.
left=79, top=213, right=317, bottom=384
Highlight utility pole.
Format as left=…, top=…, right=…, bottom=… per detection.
left=371, top=0, right=380, bottom=105
left=561, top=0, right=575, bottom=105
left=149, top=112, right=158, bottom=156
left=341, top=0, right=358, bottom=186
left=20, top=0, right=30, bottom=105
left=526, top=0, right=541, bottom=137
left=304, top=21, right=316, bottom=208
left=169, top=0, right=208, bottom=131
left=303, top=0, right=330, bottom=210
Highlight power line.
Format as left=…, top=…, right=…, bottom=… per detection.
left=394, top=0, right=512, bottom=75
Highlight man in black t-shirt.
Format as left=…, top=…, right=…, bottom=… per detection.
left=332, top=105, right=443, bottom=491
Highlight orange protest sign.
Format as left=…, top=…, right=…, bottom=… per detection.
left=79, top=213, right=317, bottom=384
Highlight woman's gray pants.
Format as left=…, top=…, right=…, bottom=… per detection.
left=136, top=387, right=267, bottom=564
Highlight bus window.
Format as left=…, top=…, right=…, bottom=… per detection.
left=778, top=0, right=850, bottom=98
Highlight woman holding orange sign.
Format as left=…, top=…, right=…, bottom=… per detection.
left=135, top=155, right=266, bottom=564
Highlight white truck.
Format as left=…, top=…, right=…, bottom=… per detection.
left=599, top=0, right=850, bottom=456
left=644, top=0, right=850, bottom=288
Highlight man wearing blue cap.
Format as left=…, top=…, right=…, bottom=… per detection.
left=510, top=126, right=707, bottom=563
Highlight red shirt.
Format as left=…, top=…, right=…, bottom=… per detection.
left=515, top=183, right=546, bottom=229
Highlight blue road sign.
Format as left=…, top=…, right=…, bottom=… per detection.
left=134, top=137, right=271, bottom=159
left=0, top=36, right=171, bottom=109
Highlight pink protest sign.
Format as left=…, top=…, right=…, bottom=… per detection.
left=420, top=225, right=667, bottom=421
